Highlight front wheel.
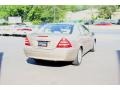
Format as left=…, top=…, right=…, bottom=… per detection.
left=72, top=49, right=82, bottom=66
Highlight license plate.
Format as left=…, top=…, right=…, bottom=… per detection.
left=38, top=41, right=49, bottom=47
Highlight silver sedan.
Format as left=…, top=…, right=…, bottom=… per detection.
left=24, top=23, right=96, bottom=65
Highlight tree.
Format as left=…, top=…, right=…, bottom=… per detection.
left=0, top=5, right=99, bottom=24
left=98, top=6, right=117, bottom=19
left=27, top=5, right=68, bottom=24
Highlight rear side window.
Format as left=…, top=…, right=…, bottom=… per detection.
left=81, top=25, right=89, bottom=32
left=40, top=24, right=73, bottom=34
left=78, top=25, right=90, bottom=35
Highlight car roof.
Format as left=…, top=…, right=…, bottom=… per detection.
left=45, top=22, right=79, bottom=26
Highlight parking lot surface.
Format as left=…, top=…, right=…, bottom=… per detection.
left=0, top=26, right=120, bottom=84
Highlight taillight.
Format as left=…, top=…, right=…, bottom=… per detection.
left=17, top=28, right=32, bottom=31
left=56, top=38, right=72, bottom=48
left=25, top=37, right=31, bottom=46
left=37, top=36, right=48, bottom=37
left=23, top=28, right=32, bottom=31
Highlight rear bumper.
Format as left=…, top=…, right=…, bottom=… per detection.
left=24, top=46, right=78, bottom=61
left=12, top=32, right=26, bottom=35
left=0, top=31, right=13, bottom=36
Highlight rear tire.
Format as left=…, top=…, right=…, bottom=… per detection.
left=72, top=49, right=82, bottom=66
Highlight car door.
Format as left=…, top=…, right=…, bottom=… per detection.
left=78, top=25, right=89, bottom=54
left=79, top=25, right=92, bottom=53
left=81, top=25, right=93, bottom=51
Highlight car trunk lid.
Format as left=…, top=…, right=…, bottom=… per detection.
left=29, top=33, right=72, bottom=50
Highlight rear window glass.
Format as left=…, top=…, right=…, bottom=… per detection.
left=40, top=24, right=73, bottom=34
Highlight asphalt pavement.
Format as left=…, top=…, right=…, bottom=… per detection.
left=0, top=26, right=120, bottom=84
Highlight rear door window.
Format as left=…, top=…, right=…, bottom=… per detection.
left=78, top=25, right=90, bottom=35
left=81, top=25, right=90, bottom=35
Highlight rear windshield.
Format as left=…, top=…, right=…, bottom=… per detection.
left=40, top=24, right=73, bottom=34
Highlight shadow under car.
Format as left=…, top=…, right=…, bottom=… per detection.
left=26, top=58, right=72, bottom=67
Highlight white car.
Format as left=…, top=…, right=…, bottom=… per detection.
left=12, top=25, right=33, bottom=37
left=0, top=25, right=13, bottom=36
left=24, top=23, right=96, bottom=65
